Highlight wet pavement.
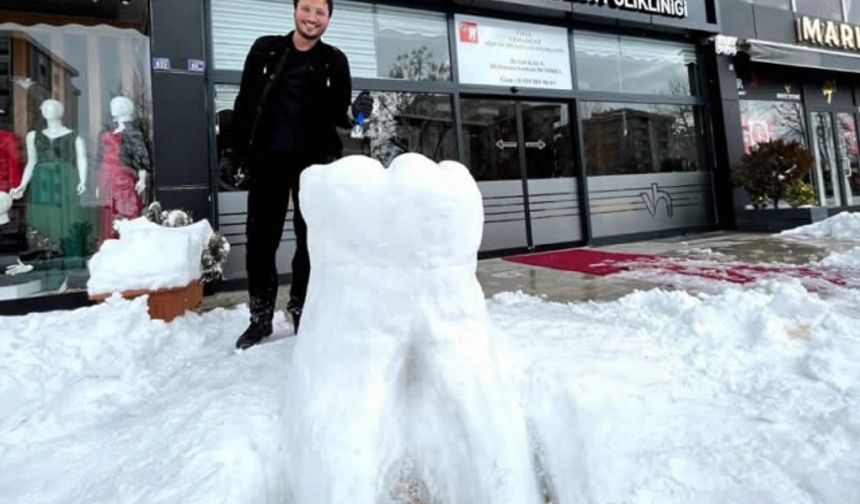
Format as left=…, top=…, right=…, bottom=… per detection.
left=200, top=231, right=858, bottom=311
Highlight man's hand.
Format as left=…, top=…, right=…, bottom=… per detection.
left=351, top=91, right=374, bottom=125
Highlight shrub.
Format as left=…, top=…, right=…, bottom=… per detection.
left=784, top=180, right=817, bottom=208
left=734, top=140, right=814, bottom=209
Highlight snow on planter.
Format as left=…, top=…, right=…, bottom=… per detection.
left=284, top=153, right=542, bottom=503
left=87, top=216, right=214, bottom=296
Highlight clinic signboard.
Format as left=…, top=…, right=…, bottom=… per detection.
left=570, top=0, right=689, bottom=18
left=455, top=15, right=572, bottom=90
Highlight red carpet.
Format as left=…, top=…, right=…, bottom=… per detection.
left=505, top=249, right=846, bottom=286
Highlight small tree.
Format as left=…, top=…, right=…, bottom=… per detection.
left=735, top=140, right=814, bottom=209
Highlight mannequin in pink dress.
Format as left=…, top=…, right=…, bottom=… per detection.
left=97, top=96, right=150, bottom=245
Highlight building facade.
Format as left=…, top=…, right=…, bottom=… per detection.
left=714, top=0, right=860, bottom=218
left=1, top=0, right=726, bottom=313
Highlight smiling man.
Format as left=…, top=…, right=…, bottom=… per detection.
left=229, top=0, right=363, bottom=350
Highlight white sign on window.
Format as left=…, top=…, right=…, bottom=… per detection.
left=455, top=15, right=572, bottom=90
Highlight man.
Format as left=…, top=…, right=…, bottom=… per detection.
left=229, top=0, right=364, bottom=350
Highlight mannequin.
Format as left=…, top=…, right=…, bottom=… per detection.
left=10, top=99, right=93, bottom=257
left=0, top=190, right=11, bottom=225
left=96, top=96, right=151, bottom=244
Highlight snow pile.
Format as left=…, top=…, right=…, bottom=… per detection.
left=286, top=154, right=540, bottom=502
left=0, top=297, right=295, bottom=504
left=493, top=281, right=860, bottom=504
left=816, top=247, right=860, bottom=270
left=87, top=217, right=214, bottom=295
left=1, top=283, right=859, bottom=503
left=780, top=211, right=860, bottom=241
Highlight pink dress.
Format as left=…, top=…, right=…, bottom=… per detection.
left=98, top=131, right=143, bottom=245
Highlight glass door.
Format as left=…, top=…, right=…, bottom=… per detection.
left=460, top=98, right=582, bottom=251
left=811, top=111, right=860, bottom=207
left=835, top=112, right=860, bottom=206
left=811, top=112, right=843, bottom=207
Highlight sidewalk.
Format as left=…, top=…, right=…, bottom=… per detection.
left=200, top=230, right=853, bottom=311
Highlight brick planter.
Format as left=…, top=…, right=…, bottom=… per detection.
left=89, top=281, right=204, bottom=322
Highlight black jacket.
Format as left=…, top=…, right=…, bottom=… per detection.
left=230, top=33, right=352, bottom=163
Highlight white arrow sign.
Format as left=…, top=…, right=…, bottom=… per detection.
left=525, top=139, right=547, bottom=151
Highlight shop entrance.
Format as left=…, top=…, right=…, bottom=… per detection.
left=460, top=97, right=583, bottom=251
left=809, top=110, right=860, bottom=207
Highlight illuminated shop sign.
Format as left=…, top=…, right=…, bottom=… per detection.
left=571, top=0, right=689, bottom=19
left=797, top=15, right=860, bottom=53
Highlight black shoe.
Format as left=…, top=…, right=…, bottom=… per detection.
left=286, top=299, right=303, bottom=333
left=235, top=321, right=273, bottom=350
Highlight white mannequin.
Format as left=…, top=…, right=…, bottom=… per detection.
left=0, top=191, right=11, bottom=225
left=10, top=99, right=88, bottom=200
left=110, top=96, right=147, bottom=195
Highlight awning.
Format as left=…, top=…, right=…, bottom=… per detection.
left=742, top=38, right=860, bottom=74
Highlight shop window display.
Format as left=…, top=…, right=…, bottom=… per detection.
left=0, top=1, right=152, bottom=301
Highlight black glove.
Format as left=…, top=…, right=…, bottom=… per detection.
left=351, top=91, right=374, bottom=125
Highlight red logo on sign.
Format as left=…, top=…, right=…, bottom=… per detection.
left=459, top=22, right=478, bottom=44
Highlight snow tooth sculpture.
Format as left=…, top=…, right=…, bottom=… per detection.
left=284, top=153, right=542, bottom=503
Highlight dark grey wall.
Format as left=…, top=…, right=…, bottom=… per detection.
left=150, top=0, right=214, bottom=223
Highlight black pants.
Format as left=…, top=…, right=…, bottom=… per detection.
left=245, top=152, right=310, bottom=326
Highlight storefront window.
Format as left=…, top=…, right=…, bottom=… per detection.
left=342, top=92, right=456, bottom=167
left=581, top=102, right=704, bottom=176
left=739, top=100, right=807, bottom=154
left=214, top=88, right=456, bottom=190
left=211, top=0, right=451, bottom=80
left=795, top=0, right=843, bottom=20
left=574, top=33, right=698, bottom=96
left=0, top=4, right=152, bottom=300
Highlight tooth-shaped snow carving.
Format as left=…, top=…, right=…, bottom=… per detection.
left=285, top=154, right=542, bottom=503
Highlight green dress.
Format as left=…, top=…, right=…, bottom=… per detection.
left=27, top=130, right=95, bottom=259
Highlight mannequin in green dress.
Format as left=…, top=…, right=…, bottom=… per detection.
left=10, top=99, right=94, bottom=259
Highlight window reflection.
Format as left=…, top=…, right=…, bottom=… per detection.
left=460, top=99, right=519, bottom=181
left=211, top=0, right=451, bottom=81
left=739, top=100, right=807, bottom=154
left=521, top=102, right=575, bottom=179
left=582, top=102, right=704, bottom=176
left=575, top=33, right=698, bottom=96
left=214, top=89, right=457, bottom=190
left=343, top=92, right=456, bottom=167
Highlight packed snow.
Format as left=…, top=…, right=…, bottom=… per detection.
left=286, top=154, right=539, bottom=502
left=2, top=283, right=859, bottom=503
left=780, top=211, right=860, bottom=241
left=1, top=158, right=859, bottom=503
left=87, top=217, right=214, bottom=295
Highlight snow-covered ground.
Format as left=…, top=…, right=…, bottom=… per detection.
left=2, top=281, right=859, bottom=503
left=1, top=202, right=859, bottom=503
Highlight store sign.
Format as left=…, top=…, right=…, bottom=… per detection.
left=455, top=15, right=572, bottom=90
left=797, top=16, right=860, bottom=53
left=570, top=0, right=688, bottom=18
